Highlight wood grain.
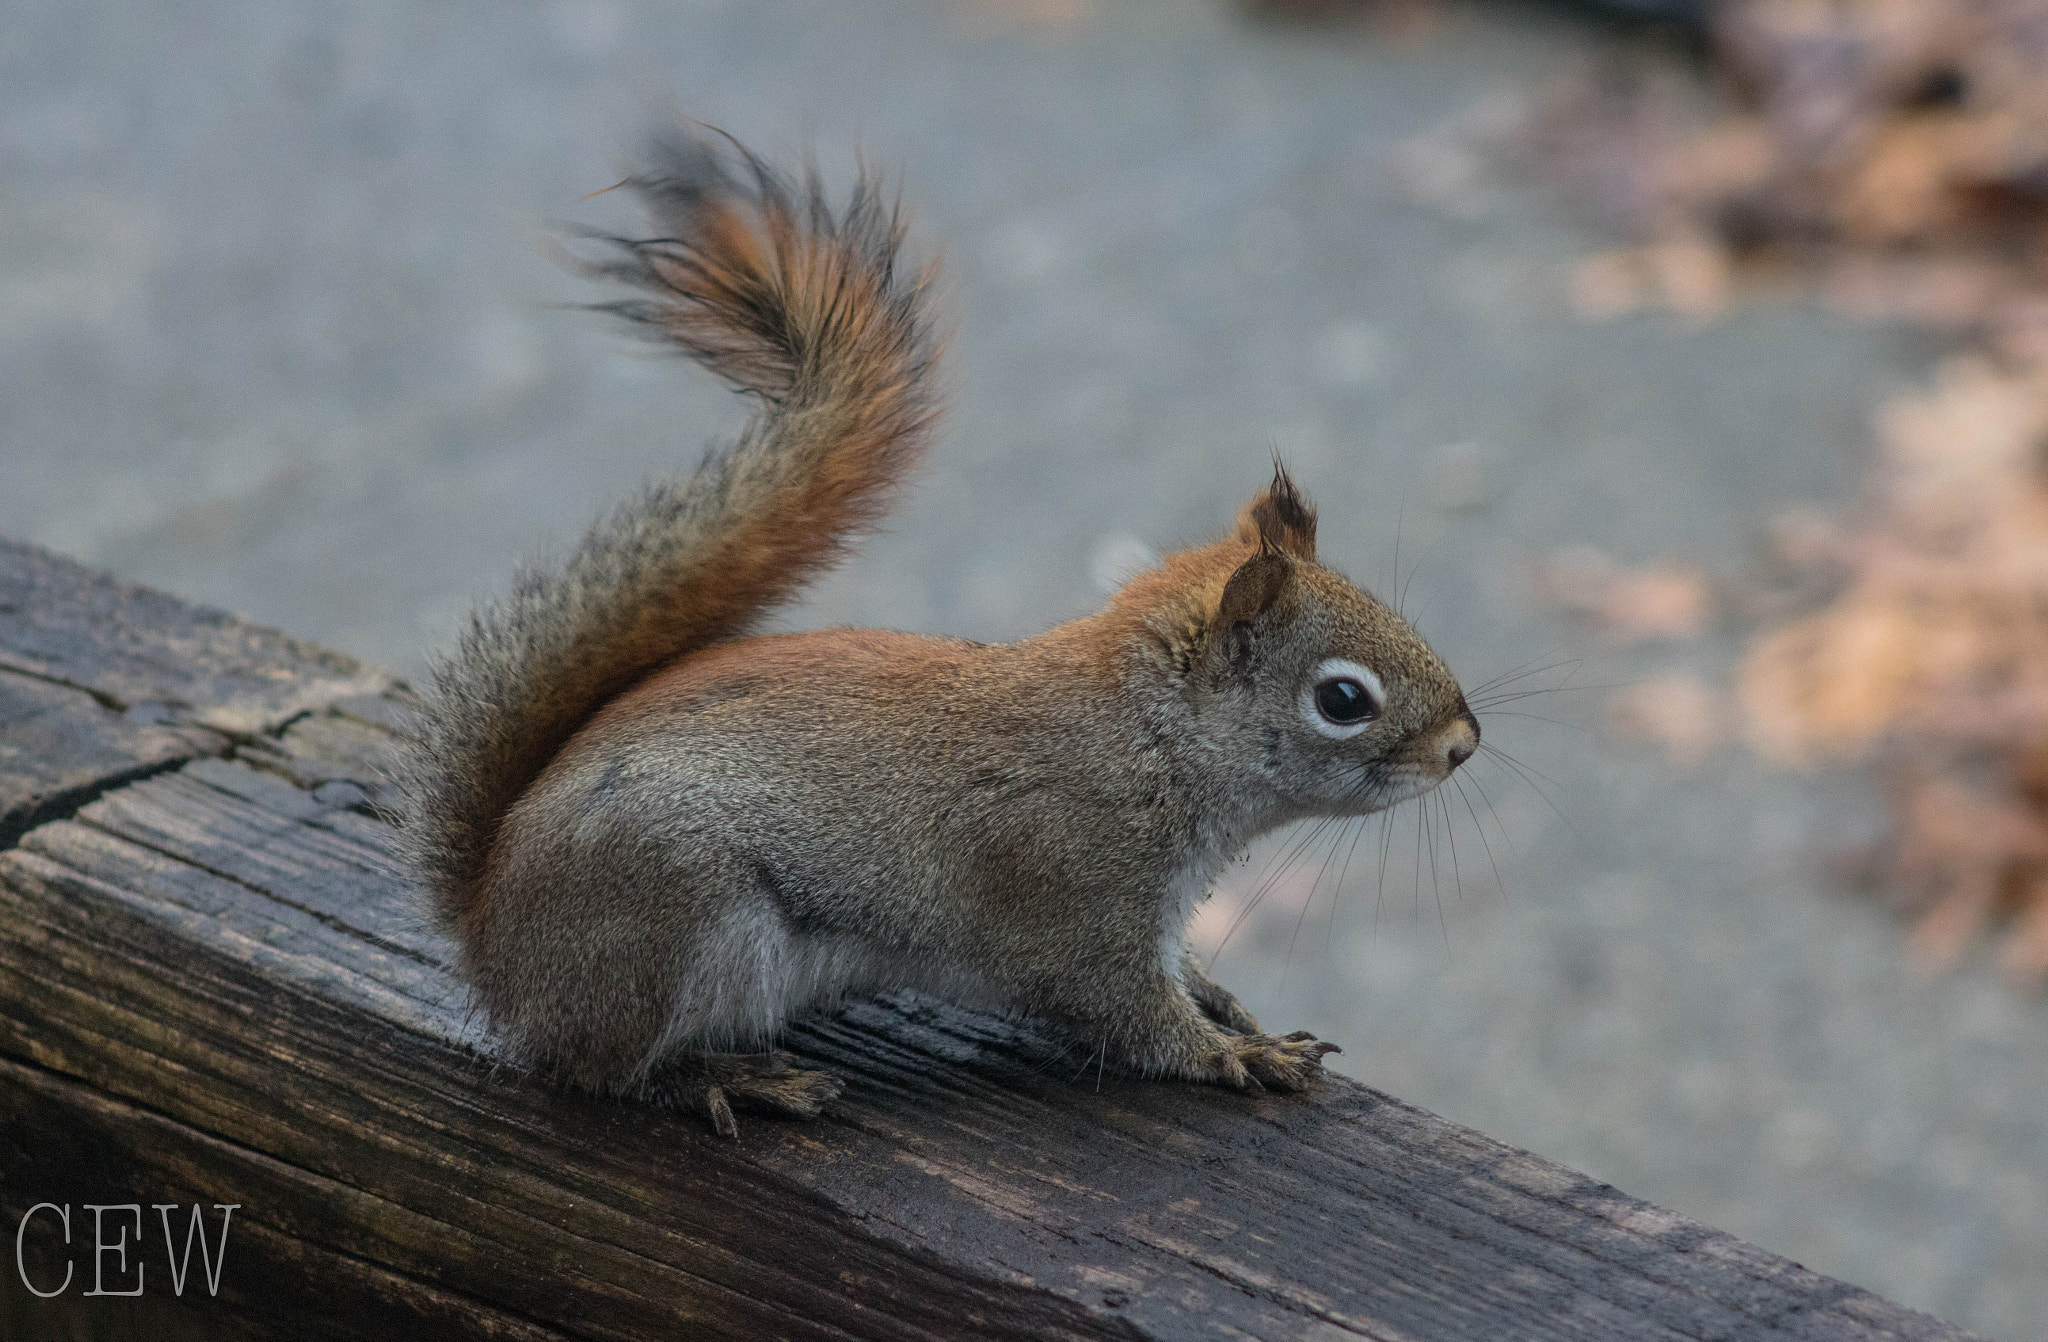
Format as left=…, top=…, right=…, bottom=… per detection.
left=0, top=541, right=1979, bottom=1340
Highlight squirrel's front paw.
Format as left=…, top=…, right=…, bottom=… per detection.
left=1190, top=982, right=1262, bottom=1035
left=1199, top=1031, right=1340, bottom=1093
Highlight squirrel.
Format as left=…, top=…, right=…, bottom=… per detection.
left=402, top=129, right=1479, bottom=1138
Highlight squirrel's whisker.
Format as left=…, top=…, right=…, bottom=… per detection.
left=1452, top=774, right=1510, bottom=905
left=1473, top=708, right=1589, bottom=733
left=1463, top=653, right=1580, bottom=699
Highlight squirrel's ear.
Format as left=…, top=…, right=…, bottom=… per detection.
left=1233, top=460, right=1317, bottom=562
left=1217, top=550, right=1293, bottom=627
left=1213, top=551, right=1293, bottom=674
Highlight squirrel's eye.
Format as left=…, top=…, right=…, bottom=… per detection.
left=1300, top=658, right=1385, bottom=739
left=1315, top=677, right=1377, bottom=725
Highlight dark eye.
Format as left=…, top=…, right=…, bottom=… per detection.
left=1315, top=677, right=1377, bottom=724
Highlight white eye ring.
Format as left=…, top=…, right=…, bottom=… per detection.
left=1300, top=658, right=1385, bottom=739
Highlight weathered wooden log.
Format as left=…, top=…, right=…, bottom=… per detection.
left=0, top=537, right=1978, bottom=1340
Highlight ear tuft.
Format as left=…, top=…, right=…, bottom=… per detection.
left=1235, top=459, right=1317, bottom=561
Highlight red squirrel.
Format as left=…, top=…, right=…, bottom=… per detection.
left=403, top=130, right=1479, bottom=1137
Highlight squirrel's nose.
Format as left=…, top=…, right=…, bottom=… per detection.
left=1439, top=713, right=1479, bottom=772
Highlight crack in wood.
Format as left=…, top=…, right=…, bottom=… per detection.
left=0, top=753, right=209, bottom=852
left=0, top=659, right=133, bottom=714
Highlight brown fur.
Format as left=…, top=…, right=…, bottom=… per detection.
left=405, top=130, right=1477, bottom=1135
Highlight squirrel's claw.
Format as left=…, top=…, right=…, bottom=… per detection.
left=705, top=1085, right=740, bottom=1139
left=1279, top=1029, right=1339, bottom=1053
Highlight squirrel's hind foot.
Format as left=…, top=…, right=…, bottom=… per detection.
left=639, top=1051, right=845, bottom=1138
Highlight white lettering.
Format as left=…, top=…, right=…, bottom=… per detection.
left=14, top=1203, right=73, bottom=1298
left=81, top=1204, right=143, bottom=1296
left=153, top=1203, right=236, bottom=1297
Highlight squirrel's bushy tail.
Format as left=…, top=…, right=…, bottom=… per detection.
left=404, top=129, right=941, bottom=932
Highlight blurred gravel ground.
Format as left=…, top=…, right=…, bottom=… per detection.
left=2, top=1, right=2040, bottom=1335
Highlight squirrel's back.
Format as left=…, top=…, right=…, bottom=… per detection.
left=402, top=131, right=941, bottom=935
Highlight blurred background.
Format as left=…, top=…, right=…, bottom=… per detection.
left=4, top=0, right=2044, bottom=1335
